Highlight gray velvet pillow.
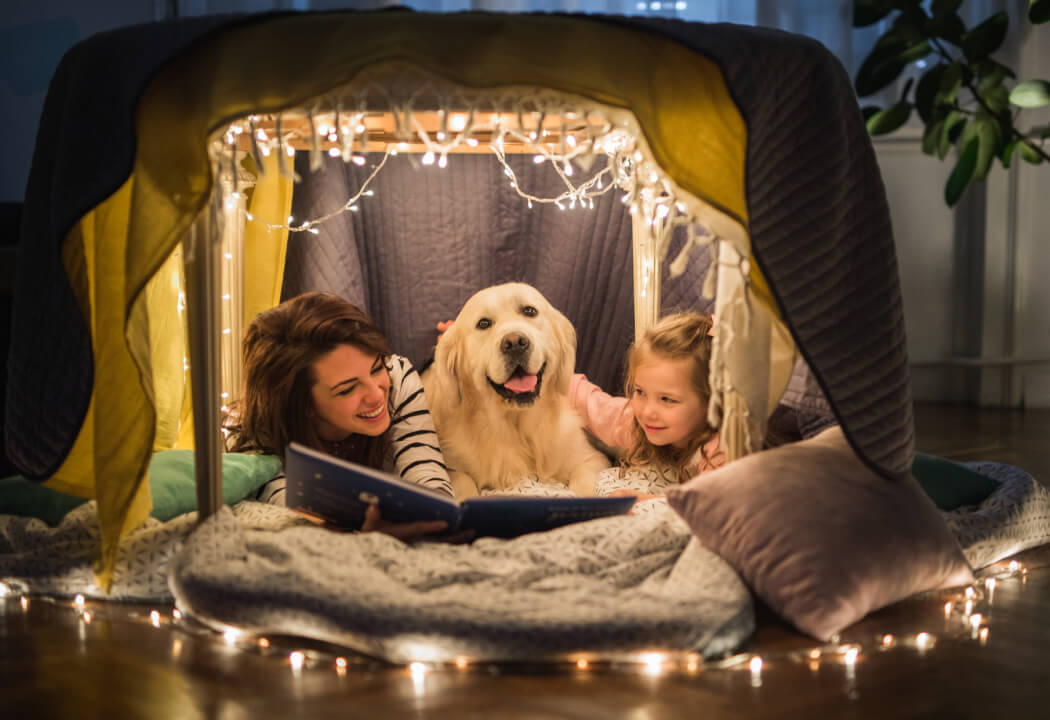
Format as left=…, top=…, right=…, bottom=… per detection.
left=666, top=426, right=974, bottom=640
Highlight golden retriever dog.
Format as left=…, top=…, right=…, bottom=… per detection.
left=422, top=283, right=609, bottom=499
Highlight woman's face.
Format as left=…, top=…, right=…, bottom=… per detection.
left=629, top=354, right=706, bottom=450
left=309, top=344, right=391, bottom=441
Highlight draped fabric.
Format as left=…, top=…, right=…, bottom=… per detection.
left=282, top=151, right=714, bottom=393
left=6, top=11, right=911, bottom=586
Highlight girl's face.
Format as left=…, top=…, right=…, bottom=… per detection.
left=629, top=354, right=706, bottom=450
left=309, top=344, right=391, bottom=441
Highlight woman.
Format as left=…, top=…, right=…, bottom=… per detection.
left=227, top=291, right=461, bottom=541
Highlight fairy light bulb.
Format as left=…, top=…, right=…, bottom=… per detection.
left=223, top=629, right=240, bottom=646
left=422, top=151, right=435, bottom=166
left=438, top=154, right=448, bottom=169
left=576, top=658, right=589, bottom=670
left=454, top=657, right=469, bottom=670
left=150, top=610, right=161, bottom=628
left=563, top=161, right=574, bottom=177
left=749, top=656, right=763, bottom=687
left=844, top=648, right=859, bottom=665
left=641, top=653, right=664, bottom=676
left=290, top=651, right=305, bottom=670
left=258, top=638, right=270, bottom=649
left=74, top=594, right=85, bottom=611
left=944, top=601, right=953, bottom=617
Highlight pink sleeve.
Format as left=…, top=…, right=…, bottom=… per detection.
left=569, top=374, right=635, bottom=450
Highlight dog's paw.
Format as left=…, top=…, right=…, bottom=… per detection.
left=568, top=471, right=599, bottom=497
left=450, top=472, right=480, bottom=501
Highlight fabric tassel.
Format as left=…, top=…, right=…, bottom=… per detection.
left=276, top=115, right=293, bottom=180
left=248, top=117, right=266, bottom=176
left=308, top=108, right=323, bottom=173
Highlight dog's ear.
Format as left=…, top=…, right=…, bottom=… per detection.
left=431, top=321, right=463, bottom=406
left=548, top=304, right=578, bottom=395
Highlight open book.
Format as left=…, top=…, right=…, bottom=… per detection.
left=284, top=442, right=634, bottom=539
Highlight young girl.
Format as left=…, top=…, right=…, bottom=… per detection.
left=569, top=312, right=724, bottom=485
left=228, top=291, right=461, bottom=541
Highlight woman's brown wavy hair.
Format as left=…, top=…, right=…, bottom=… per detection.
left=225, top=291, right=390, bottom=466
left=621, top=312, right=717, bottom=483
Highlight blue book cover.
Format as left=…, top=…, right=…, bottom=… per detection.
left=284, top=442, right=634, bottom=539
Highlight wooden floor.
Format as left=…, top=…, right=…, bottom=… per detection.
left=4, top=403, right=1050, bottom=719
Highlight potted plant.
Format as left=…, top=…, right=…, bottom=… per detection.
left=854, top=0, right=1049, bottom=205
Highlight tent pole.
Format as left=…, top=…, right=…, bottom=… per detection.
left=184, top=199, right=224, bottom=521
left=632, top=212, right=659, bottom=340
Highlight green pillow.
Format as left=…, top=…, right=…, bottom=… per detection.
left=0, top=451, right=281, bottom=526
left=0, top=474, right=90, bottom=526
left=912, top=452, right=999, bottom=511
left=146, top=450, right=282, bottom=521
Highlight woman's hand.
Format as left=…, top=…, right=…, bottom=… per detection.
left=360, top=503, right=474, bottom=544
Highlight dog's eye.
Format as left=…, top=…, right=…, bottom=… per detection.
left=476, top=318, right=492, bottom=330
left=521, top=305, right=538, bottom=317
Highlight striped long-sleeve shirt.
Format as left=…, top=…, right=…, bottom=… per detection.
left=256, top=354, right=452, bottom=504
left=382, top=354, right=452, bottom=495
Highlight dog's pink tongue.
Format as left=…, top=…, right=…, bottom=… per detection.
left=504, top=374, right=538, bottom=393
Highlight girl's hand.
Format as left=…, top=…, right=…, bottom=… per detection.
left=360, top=503, right=474, bottom=544
left=436, top=320, right=454, bottom=341
left=608, top=489, right=662, bottom=503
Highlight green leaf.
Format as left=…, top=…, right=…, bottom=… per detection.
left=925, top=12, right=966, bottom=43
left=1000, top=138, right=1018, bottom=169
left=981, top=84, right=1010, bottom=115
left=961, top=12, right=1008, bottom=61
left=945, top=138, right=979, bottom=206
left=974, top=58, right=1016, bottom=80
left=940, top=62, right=964, bottom=99
left=1018, top=141, right=1045, bottom=164
left=931, top=0, right=963, bottom=17
left=915, top=64, right=948, bottom=122
left=939, top=112, right=965, bottom=159
left=861, top=105, right=883, bottom=124
left=922, top=120, right=945, bottom=155
left=1030, top=0, right=1050, bottom=24
left=866, top=101, right=912, bottom=135
left=1042, top=125, right=1050, bottom=139
left=854, top=0, right=895, bottom=27
left=972, top=116, right=1001, bottom=180
left=1009, top=80, right=1050, bottom=109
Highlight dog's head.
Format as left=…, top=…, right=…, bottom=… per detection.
left=434, top=283, right=577, bottom=408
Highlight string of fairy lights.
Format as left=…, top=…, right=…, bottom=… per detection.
left=196, top=70, right=725, bottom=424
left=0, top=558, right=1030, bottom=693
left=208, top=75, right=708, bottom=278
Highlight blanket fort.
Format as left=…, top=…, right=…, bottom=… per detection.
left=6, top=11, right=911, bottom=584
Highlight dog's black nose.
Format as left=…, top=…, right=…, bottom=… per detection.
left=501, top=333, right=530, bottom=353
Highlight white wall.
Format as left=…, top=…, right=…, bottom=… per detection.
left=874, top=10, right=1050, bottom=407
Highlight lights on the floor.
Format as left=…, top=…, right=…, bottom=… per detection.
left=749, top=655, right=763, bottom=687
left=289, top=651, right=305, bottom=671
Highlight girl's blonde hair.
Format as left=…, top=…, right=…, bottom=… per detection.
left=621, top=312, right=716, bottom=482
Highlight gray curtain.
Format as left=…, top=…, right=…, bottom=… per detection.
left=282, top=151, right=712, bottom=393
